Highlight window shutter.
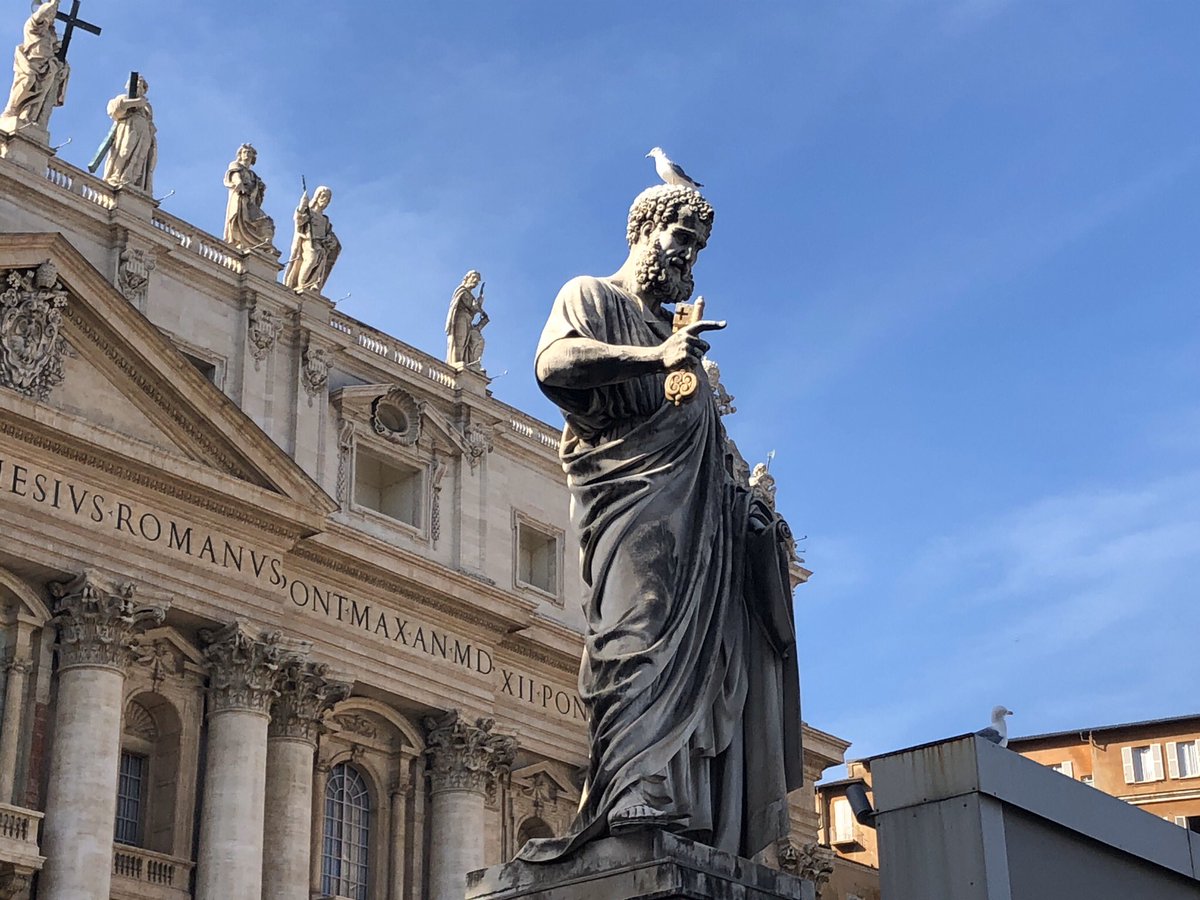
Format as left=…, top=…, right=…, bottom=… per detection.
left=1122, top=747, right=1135, bottom=784
left=1150, top=744, right=1165, bottom=781
left=1060, top=760, right=1074, bottom=778
left=1176, top=816, right=1189, bottom=827
left=1167, top=742, right=1180, bottom=780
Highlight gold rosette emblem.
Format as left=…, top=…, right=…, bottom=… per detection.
left=665, top=370, right=699, bottom=406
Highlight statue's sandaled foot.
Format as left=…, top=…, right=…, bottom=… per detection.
left=608, top=801, right=679, bottom=833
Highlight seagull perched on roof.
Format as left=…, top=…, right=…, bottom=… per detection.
left=976, top=705, right=1014, bottom=748
left=646, top=147, right=704, bottom=188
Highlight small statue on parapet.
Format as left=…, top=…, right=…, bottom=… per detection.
left=1, top=1, right=66, bottom=132
left=90, top=72, right=156, bottom=193
left=283, top=182, right=340, bottom=294
left=445, top=269, right=488, bottom=370
left=223, top=143, right=277, bottom=255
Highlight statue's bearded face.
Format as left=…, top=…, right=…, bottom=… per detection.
left=634, top=223, right=706, bottom=304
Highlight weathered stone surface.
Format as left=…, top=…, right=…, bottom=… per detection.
left=466, top=830, right=815, bottom=900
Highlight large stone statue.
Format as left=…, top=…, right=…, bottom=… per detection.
left=521, top=184, right=802, bottom=863
left=223, top=143, right=276, bottom=253
left=445, top=269, right=488, bottom=369
left=283, top=186, right=340, bottom=293
left=98, top=75, right=156, bottom=192
left=2, top=1, right=66, bottom=131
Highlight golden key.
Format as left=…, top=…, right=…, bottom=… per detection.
left=664, top=296, right=705, bottom=407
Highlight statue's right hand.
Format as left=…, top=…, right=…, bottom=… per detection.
left=660, top=320, right=727, bottom=370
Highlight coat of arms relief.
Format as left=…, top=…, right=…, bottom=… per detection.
left=0, top=261, right=69, bottom=400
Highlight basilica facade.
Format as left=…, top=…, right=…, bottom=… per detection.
left=0, top=25, right=842, bottom=900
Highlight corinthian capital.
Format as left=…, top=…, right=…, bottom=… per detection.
left=423, top=709, right=517, bottom=796
left=268, top=658, right=351, bottom=744
left=48, top=574, right=167, bottom=672
left=200, top=621, right=287, bottom=715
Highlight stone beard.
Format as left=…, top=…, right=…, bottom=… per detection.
left=522, top=184, right=802, bottom=863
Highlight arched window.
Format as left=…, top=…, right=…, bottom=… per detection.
left=321, top=763, right=371, bottom=900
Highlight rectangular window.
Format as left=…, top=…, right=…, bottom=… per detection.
left=1167, top=741, right=1200, bottom=779
left=1050, top=761, right=1074, bottom=778
left=1080, top=774, right=1095, bottom=786
left=830, top=797, right=855, bottom=844
left=114, top=751, right=146, bottom=846
left=516, top=520, right=559, bottom=597
left=353, top=449, right=424, bottom=528
left=1122, top=744, right=1164, bottom=784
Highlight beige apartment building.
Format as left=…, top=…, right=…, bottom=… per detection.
left=1009, top=714, right=1200, bottom=830
left=815, top=761, right=881, bottom=900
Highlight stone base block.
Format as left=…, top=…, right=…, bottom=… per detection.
left=465, top=831, right=815, bottom=900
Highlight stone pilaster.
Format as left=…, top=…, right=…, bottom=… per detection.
left=194, top=623, right=286, bottom=900
left=0, top=657, right=32, bottom=804
left=425, top=710, right=517, bottom=900
left=39, top=576, right=166, bottom=900
left=262, top=659, right=349, bottom=900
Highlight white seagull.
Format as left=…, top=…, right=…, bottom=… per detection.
left=976, top=705, right=1014, bottom=748
left=646, top=147, right=704, bottom=188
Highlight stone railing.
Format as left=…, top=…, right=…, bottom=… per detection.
left=111, top=845, right=194, bottom=899
left=44, top=159, right=116, bottom=210
left=502, top=406, right=562, bottom=452
left=150, top=209, right=245, bottom=275
left=0, top=802, right=43, bottom=868
left=330, top=310, right=457, bottom=388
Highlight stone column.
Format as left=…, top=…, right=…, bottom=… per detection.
left=0, top=653, right=32, bottom=804
left=194, top=623, right=286, bottom=900
left=424, top=711, right=516, bottom=900
left=262, top=659, right=349, bottom=900
left=38, top=576, right=166, bottom=900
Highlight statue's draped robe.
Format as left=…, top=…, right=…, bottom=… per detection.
left=284, top=203, right=340, bottom=292
left=4, top=6, right=65, bottom=127
left=445, top=286, right=480, bottom=366
left=103, top=95, right=156, bottom=192
left=521, top=276, right=802, bottom=863
left=223, top=162, right=275, bottom=251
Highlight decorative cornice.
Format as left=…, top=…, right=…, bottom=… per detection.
left=424, top=709, right=517, bottom=796
left=268, top=658, right=351, bottom=743
left=200, top=621, right=287, bottom=715
left=47, top=573, right=167, bottom=673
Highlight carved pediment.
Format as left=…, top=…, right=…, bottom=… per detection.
left=331, top=383, right=471, bottom=456
left=0, top=233, right=336, bottom=525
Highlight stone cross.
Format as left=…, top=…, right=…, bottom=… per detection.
left=54, top=0, right=101, bottom=61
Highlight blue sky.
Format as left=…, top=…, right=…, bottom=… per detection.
left=46, top=2, right=1200, bottom=764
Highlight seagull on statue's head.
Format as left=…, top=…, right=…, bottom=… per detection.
left=976, top=705, right=1014, bottom=748
left=646, top=147, right=704, bottom=188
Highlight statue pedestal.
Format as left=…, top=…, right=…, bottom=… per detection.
left=465, top=831, right=815, bottom=900
left=0, top=123, right=50, bottom=173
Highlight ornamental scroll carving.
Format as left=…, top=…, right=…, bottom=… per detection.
left=424, top=709, right=517, bottom=796
left=371, top=387, right=423, bottom=445
left=247, top=304, right=283, bottom=369
left=268, top=658, right=350, bottom=744
left=0, top=261, right=69, bottom=400
left=462, top=423, right=495, bottom=472
left=48, top=574, right=167, bottom=673
left=199, top=622, right=287, bottom=715
left=777, top=840, right=834, bottom=897
left=301, top=341, right=329, bottom=405
left=117, top=247, right=156, bottom=308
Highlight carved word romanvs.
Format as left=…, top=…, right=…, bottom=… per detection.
left=0, top=450, right=585, bottom=721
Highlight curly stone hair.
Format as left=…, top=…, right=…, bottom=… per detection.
left=625, top=184, right=715, bottom=248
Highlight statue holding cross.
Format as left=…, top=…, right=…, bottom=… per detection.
left=1, top=0, right=99, bottom=134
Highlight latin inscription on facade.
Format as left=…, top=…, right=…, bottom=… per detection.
left=0, top=451, right=585, bottom=721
